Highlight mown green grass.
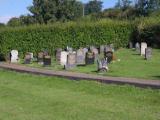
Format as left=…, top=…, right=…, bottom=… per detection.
left=20, top=48, right=160, bottom=80
left=0, top=69, right=160, bottom=120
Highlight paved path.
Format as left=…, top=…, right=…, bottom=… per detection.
left=0, top=63, right=160, bottom=89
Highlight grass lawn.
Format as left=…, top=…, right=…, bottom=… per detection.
left=0, top=69, right=160, bottom=120
left=19, top=48, right=160, bottom=80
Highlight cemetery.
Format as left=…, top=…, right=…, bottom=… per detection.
left=0, top=1, right=160, bottom=119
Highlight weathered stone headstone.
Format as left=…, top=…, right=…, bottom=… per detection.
left=76, top=48, right=85, bottom=65
left=129, top=42, right=133, bottom=49
left=86, top=51, right=95, bottom=65
left=60, top=51, right=68, bottom=66
left=56, top=48, right=62, bottom=62
left=24, top=53, right=32, bottom=64
left=44, top=55, right=51, bottom=66
left=65, top=53, right=76, bottom=69
left=104, top=46, right=112, bottom=53
left=145, top=47, right=152, bottom=60
left=91, top=48, right=99, bottom=62
left=100, top=45, right=105, bottom=54
left=38, top=52, right=44, bottom=64
left=135, top=42, right=140, bottom=53
left=10, top=50, right=18, bottom=63
left=97, top=58, right=108, bottom=72
left=66, top=46, right=73, bottom=53
left=141, top=42, right=147, bottom=56
left=104, top=51, right=113, bottom=64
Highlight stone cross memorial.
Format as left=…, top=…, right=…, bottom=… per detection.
left=76, top=48, right=85, bottom=65
left=65, top=53, right=76, bottom=69
left=145, top=47, right=152, bottom=60
left=60, top=51, right=68, bottom=66
left=10, top=50, right=18, bottom=63
left=141, top=42, right=147, bottom=56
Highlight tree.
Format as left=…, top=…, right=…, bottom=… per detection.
left=7, top=17, right=21, bottom=27
left=19, top=15, right=37, bottom=25
left=85, top=0, right=103, bottom=15
left=28, top=0, right=83, bottom=24
left=115, top=0, right=132, bottom=10
left=0, top=23, right=5, bottom=27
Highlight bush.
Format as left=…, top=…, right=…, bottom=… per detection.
left=0, top=19, right=133, bottom=58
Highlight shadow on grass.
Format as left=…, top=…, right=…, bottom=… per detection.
left=132, top=53, right=140, bottom=56
left=152, top=76, right=160, bottom=79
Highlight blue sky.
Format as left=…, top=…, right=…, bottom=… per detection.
left=0, top=0, right=117, bottom=24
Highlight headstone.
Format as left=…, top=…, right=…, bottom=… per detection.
left=76, top=48, right=85, bottom=65
left=56, top=48, right=62, bottom=62
left=129, top=42, right=133, bottom=49
left=43, top=50, right=49, bottom=56
left=29, top=53, right=34, bottom=59
left=83, top=48, right=88, bottom=55
left=24, top=53, right=32, bottom=64
left=60, top=51, right=68, bottom=66
left=97, top=58, right=108, bottom=72
left=91, top=48, right=99, bottom=62
left=38, top=52, right=44, bottom=64
left=100, top=45, right=105, bottom=54
left=141, top=42, right=147, bottom=56
left=104, top=46, right=112, bottom=53
left=66, top=46, right=73, bottom=53
left=145, top=47, right=152, bottom=60
left=65, top=53, right=76, bottom=69
left=135, top=42, right=140, bottom=53
left=44, top=55, right=51, bottom=66
left=104, top=51, right=113, bottom=64
left=86, top=51, right=95, bottom=65
left=10, top=50, right=18, bottom=63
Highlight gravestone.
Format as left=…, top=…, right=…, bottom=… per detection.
left=104, top=46, right=112, bottom=53
left=129, top=42, right=133, bottom=49
left=56, top=48, right=62, bottom=62
left=104, top=51, right=113, bottom=64
left=38, top=52, right=44, bottom=64
left=91, top=48, right=99, bottom=62
left=135, top=42, right=140, bottom=53
left=83, top=48, right=88, bottom=55
left=145, top=47, right=152, bottom=60
left=65, top=53, right=76, bottom=69
left=76, top=48, right=85, bottom=65
left=66, top=46, right=73, bottom=53
left=97, top=58, right=108, bottom=72
left=24, top=53, right=32, bottom=64
left=60, top=51, right=68, bottom=66
left=10, top=50, right=18, bottom=63
left=141, top=42, right=147, bottom=56
left=43, top=50, right=49, bottom=56
left=44, top=55, right=51, bottom=66
left=100, top=45, right=105, bottom=54
left=86, top=51, right=95, bottom=65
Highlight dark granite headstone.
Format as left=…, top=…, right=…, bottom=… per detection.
left=104, top=51, right=113, bottom=64
left=145, top=47, right=152, bottom=60
left=86, top=52, right=95, bottom=65
left=43, top=55, right=51, bottom=66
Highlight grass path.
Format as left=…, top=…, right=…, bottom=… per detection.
left=0, top=70, right=160, bottom=120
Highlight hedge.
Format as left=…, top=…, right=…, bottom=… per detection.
left=0, top=20, right=133, bottom=58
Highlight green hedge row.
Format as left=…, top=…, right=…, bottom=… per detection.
left=0, top=20, right=133, bottom=57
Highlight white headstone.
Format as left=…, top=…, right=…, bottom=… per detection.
left=11, top=50, right=18, bottom=63
left=60, top=51, right=68, bottom=66
left=141, top=42, right=147, bottom=56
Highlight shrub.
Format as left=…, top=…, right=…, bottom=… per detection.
left=0, top=19, right=133, bottom=58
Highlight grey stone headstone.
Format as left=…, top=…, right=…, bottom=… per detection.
left=129, top=42, right=133, bottom=49
left=104, top=46, right=112, bottom=53
left=100, top=45, right=105, bottom=54
left=11, top=50, right=18, bottom=63
left=91, top=48, right=99, bottom=62
left=145, top=47, right=152, bottom=60
left=38, top=52, right=44, bottom=64
left=66, top=46, right=73, bottom=53
left=56, top=48, right=62, bottom=62
left=141, top=42, right=147, bottom=56
left=24, top=53, right=32, bottom=64
left=65, top=53, right=76, bottom=69
left=76, top=48, right=85, bottom=65
left=135, top=42, right=140, bottom=53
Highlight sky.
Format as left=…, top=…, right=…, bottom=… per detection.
left=0, top=0, right=117, bottom=24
